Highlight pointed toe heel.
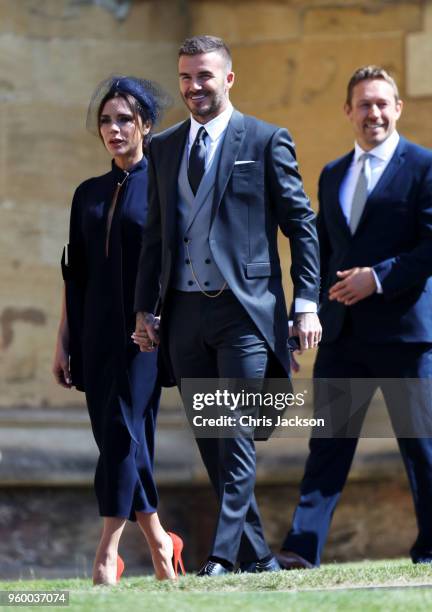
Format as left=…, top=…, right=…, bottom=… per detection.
left=167, top=531, right=186, bottom=576
left=116, top=555, right=125, bottom=582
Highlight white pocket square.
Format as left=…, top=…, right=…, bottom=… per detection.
left=234, top=160, right=255, bottom=165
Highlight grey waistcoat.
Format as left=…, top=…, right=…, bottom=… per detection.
left=172, top=143, right=227, bottom=292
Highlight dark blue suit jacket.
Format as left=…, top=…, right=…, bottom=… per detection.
left=318, top=136, right=432, bottom=344
left=135, top=110, right=320, bottom=375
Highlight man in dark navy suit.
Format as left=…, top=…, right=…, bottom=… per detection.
left=133, top=35, right=321, bottom=575
left=279, top=66, right=432, bottom=569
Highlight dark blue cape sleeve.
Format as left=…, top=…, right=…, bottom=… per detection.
left=61, top=183, right=87, bottom=392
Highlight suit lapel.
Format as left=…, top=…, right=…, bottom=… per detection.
left=211, top=110, right=246, bottom=225
left=163, top=120, right=190, bottom=247
left=328, top=152, right=354, bottom=239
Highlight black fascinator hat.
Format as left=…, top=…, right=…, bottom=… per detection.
left=86, top=75, right=172, bottom=138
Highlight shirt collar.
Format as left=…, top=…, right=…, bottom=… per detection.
left=354, top=130, right=400, bottom=163
left=189, top=103, right=234, bottom=143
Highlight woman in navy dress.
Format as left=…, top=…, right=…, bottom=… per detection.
left=53, top=76, right=184, bottom=584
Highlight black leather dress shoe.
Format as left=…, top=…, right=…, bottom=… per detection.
left=412, top=556, right=432, bottom=564
left=196, top=560, right=232, bottom=577
left=238, top=556, right=281, bottom=573
left=276, top=550, right=315, bottom=570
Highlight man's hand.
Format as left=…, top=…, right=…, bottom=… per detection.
left=329, top=267, right=376, bottom=306
left=132, top=311, right=160, bottom=352
left=291, top=312, right=322, bottom=351
left=288, top=321, right=303, bottom=372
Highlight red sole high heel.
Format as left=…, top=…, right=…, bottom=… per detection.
left=167, top=532, right=186, bottom=576
left=117, top=555, right=125, bottom=582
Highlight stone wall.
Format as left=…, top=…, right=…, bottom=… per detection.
left=2, top=0, right=431, bottom=409
left=1, top=0, right=431, bottom=576
left=0, top=0, right=188, bottom=410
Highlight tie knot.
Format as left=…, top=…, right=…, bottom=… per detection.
left=195, top=126, right=207, bottom=145
left=358, top=152, right=371, bottom=165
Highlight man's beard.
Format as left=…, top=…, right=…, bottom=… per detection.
left=185, top=90, right=224, bottom=119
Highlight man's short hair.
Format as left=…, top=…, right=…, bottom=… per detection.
left=346, top=66, right=400, bottom=106
left=178, top=35, right=232, bottom=70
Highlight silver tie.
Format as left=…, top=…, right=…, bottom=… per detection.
left=350, top=153, right=370, bottom=234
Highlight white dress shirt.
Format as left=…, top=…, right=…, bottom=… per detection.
left=339, top=130, right=400, bottom=293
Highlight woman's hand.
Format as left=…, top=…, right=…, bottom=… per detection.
left=53, top=340, right=72, bottom=388
left=54, top=286, right=72, bottom=388
left=132, top=312, right=160, bottom=352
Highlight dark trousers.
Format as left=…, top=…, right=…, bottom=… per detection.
left=166, top=290, right=272, bottom=565
left=283, top=333, right=432, bottom=565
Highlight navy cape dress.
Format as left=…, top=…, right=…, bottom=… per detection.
left=62, top=157, right=160, bottom=520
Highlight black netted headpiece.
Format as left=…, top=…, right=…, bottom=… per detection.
left=86, top=75, right=172, bottom=135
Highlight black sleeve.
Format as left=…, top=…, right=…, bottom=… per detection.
left=62, top=183, right=87, bottom=391
left=267, top=127, right=320, bottom=305
left=316, top=170, right=332, bottom=304
left=62, top=183, right=86, bottom=285
left=134, top=140, right=163, bottom=313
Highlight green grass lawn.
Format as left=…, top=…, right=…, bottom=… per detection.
left=1, top=559, right=431, bottom=611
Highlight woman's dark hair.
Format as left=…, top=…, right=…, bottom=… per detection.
left=86, top=75, right=172, bottom=151
left=97, top=90, right=152, bottom=150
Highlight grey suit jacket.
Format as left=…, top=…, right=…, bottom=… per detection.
left=135, top=110, right=320, bottom=376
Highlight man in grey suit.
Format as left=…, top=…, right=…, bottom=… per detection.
left=134, top=35, right=321, bottom=576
